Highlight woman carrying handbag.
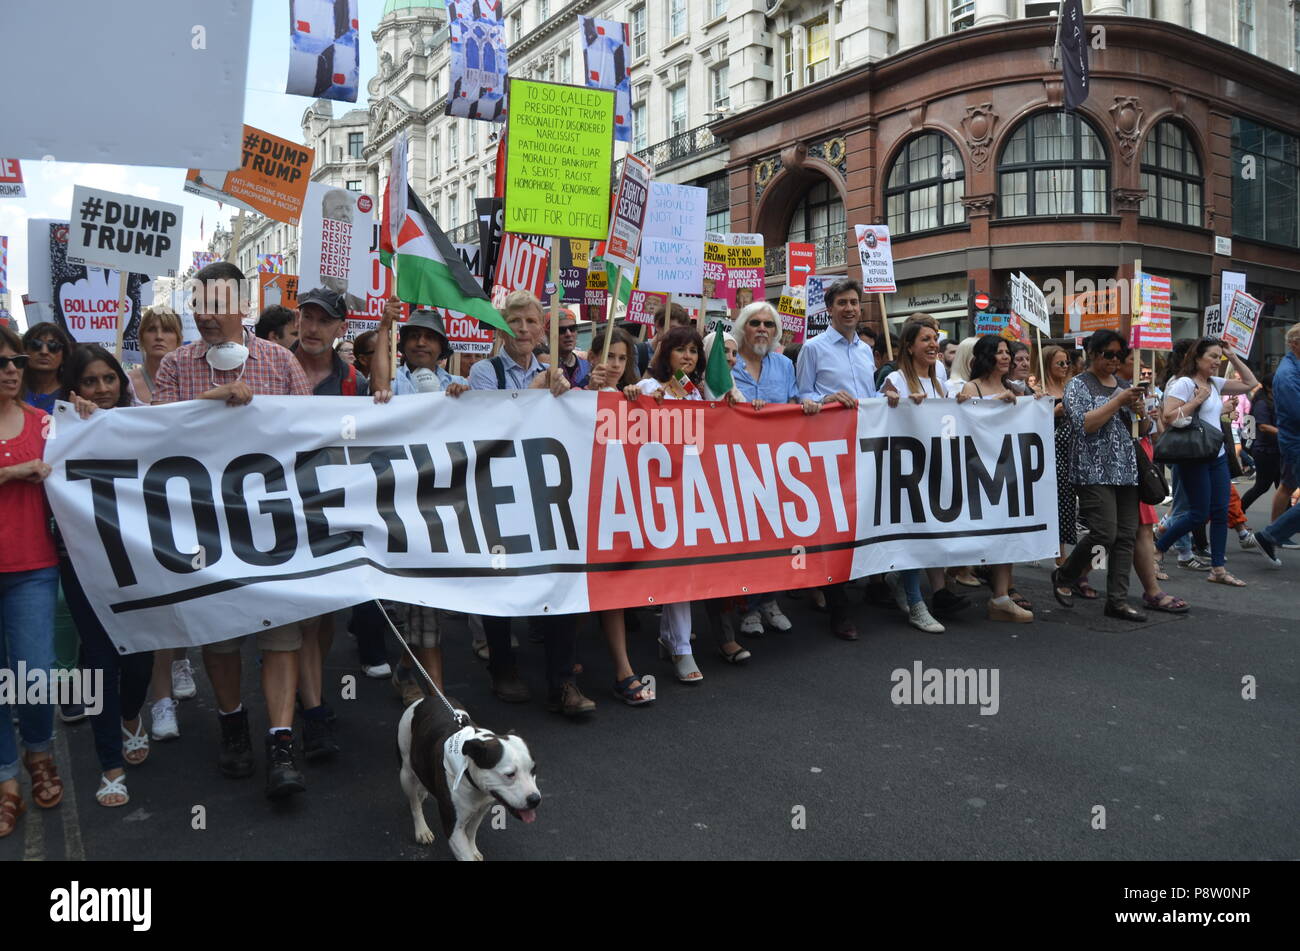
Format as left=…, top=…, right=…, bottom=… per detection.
left=1153, top=338, right=1258, bottom=586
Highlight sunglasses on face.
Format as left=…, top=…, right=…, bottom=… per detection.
left=752, top=320, right=777, bottom=329
left=26, top=338, right=65, bottom=354
left=558, top=326, right=578, bottom=334
left=356, top=349, right=375, bottom=358
left=1101, top=349, right=1125, bottom=359
left=0, top=355, right=31, bottom=371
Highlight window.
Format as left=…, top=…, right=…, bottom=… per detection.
left=786, top=179, right=846, bottom=244
left=1238, top=0, right=1254, bottom=55
left=1024, top=2, right=1061, bottom=17
left=467, top=180, right=478, bottom=214
left=466, top=122, right=477, bottom=155
left=538, top=0, right=549, bottom=22
left=348, top=132, right=364, bottom=159
left=781, top=32, right=795, bottom=94
left=669, top=85, right=688, bottom=136
left=429, top=135, right=440, bottom=179
left=711, top=64, right=729, bottom=111
left=346, top=180, right=362, bottom=192
left=558, top=49, right=572, bottom=84
left=885, top=133, right=967, bottom=235
left=510, top=11, right=521, bottom=44
left=951, top=0, right=975, bottom=32
left=632, top=101, right=647, bottom=150
left=997, top=111, right=1110, bottom=217
left=805, top=17, right=830, bottom=84
left=1139, top=120, right=1203, bottom=226
left=631, top=5, right=647, bottom=59
left=707, top=209, right=730, bottom=232
left=1232, top=116, right=1299, bottom=248
left=710, top=0, right=727, bottom=20
left=449, top=128, right=458, bottom=166
left=668, top=0, right=686, bottom=39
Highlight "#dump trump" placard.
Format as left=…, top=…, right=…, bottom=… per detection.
left=69, top=187, right=182, bottom=277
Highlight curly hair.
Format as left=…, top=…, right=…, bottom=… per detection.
left=647, top=324, right=705, bottom=385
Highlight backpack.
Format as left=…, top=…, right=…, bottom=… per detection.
left=341, top=363, right=358, bottom=396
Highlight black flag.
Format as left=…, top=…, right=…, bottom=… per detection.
left=1059, top=0, right=1090, bottom=112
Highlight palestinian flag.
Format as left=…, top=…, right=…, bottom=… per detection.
left=380, top=180, right=511, bottom=333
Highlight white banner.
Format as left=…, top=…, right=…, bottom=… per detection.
left=42, top=394, right=1057, bottom=653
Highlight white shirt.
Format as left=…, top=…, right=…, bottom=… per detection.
left=638, top=377, right=704, bottom=401
left=944, top=377, right=966, bottom=399
left=1167, top=375, right=1227, bottom=456
left=884, top=369, right=944, bottom=399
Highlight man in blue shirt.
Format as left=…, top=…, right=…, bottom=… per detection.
left=1255, top=323, right=1300, bottom=564
left=796, top=277, right=877, bottom=406
left=794, top=278, right=874, bottom=641
left=733, top=300, right=822, bottom=411
left=390, top=308, right=468, bottom=395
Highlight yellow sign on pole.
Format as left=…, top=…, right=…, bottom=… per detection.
left=505, top=79, right=615, bottom=240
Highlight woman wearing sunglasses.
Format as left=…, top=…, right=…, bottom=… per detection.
left=20, top=322, right=74, bottom=414
left=1052, top=330, right=1152, bottom=620
left=0, top=325, right=63, bottom=837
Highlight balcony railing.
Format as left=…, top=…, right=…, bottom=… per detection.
left=446, top=220, right=479, bottom=244
left=633, top=124, right=724, bottom=173
left=764, top=233, right=848, bottom=278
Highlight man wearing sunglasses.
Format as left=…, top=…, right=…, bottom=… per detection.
left=551, top=310, right=590, bottom=389
left=20, top=323, right=74, bottom=413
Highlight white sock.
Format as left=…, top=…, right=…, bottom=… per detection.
left=268, top=727, right=292, bottom=737
left=218, top=704, right=243, bottom=717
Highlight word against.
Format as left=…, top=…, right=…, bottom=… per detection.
left=0, top=663, right=103, bottom=715
left=890, top=661, right=1000, bottom=716
left=50, top=882, right=151, bottom=932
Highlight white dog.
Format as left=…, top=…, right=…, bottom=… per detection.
left=397, top=696, right=540, bottom=861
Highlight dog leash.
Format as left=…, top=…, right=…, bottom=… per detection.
left=374, top=599, right=469, bottom=727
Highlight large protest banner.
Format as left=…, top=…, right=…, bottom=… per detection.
left=446, top=311, right=495, bottom=354
left=579, top=16, right=631, bottom=143
left=3, top=0, right=251, bottom=170
left=505, top=79, right=615, bottom=239
left=286, top=0, right=359, bottom=103
left=299, top=182, right=372, bottom=312
left=69, top=187, right=183, bottom=277
left=0, top=158, right=25, bottom=198
left=43, top=394, right=1056, bottom=653
left=446, top=0, right=508, bottom=122
left=640, top=182, right=707, bottom=295
left=185, top=125, right=315, bottom=226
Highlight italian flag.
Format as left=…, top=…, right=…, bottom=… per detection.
left=380, top=181, right=511, bottom=333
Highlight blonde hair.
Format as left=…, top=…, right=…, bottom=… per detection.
left=1287, top=322, right=1300, bottom=349
left=948, top=336, right=979, bottom=383
left=499, top=290, right=543, bottom=327
left=139, top=305, right=183, bottom=342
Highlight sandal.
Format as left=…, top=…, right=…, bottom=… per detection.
left=1071, top=579, right=1099, bottom=600
left=1007, top=588, right=1033, bottom=611
left=612, top=674, right=656, bottom=706
left=95, top=773, right=130, bottom=808
left=23, top=754, right=64, bottom=809
left=1206, top=570, right=1247, bottom=587
left=1142, top=591, right=1189, bottom=614
left=948, top=569, right=982, bottom=588
left=0, top=790, right=25, bottom=837
left=658, top=640, right=703, bottom=683
left=122, top=720, right=150, bottom=766
left=1050, top=568, right=1074, bottom=608
left=718, top=643, right=751, bottom=664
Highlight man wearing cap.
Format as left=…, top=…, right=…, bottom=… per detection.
left=151, top=261, right=313, bottom=800
left=391, top=308, right=469, bottom=395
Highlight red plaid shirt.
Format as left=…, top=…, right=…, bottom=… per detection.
left=152, top=333, right=310, bottom=404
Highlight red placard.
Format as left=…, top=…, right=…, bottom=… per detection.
left=786, top=242, right=816, bottom=288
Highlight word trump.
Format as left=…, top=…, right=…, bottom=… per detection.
left=79, top=204, right=177, bottom=259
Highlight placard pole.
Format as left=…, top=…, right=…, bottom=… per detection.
left=225, top=208, right=246, bottom=264
left=600, top=266, right=624, bottom=366
left=113, top=269, right=129, bottom=360
left=548, top=248, right=561, bottom=378
left=880, top=293, right=894, bottom=362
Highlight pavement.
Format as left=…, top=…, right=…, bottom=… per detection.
left=5, top=487, right=1297, bottom=862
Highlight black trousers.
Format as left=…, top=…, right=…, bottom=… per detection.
left=1240, top=452, right=1283, bottom=511
left=482, top=615, right=576, bottom=693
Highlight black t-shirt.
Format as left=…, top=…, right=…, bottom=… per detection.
left=1251, top=394, right=1278, bottom=454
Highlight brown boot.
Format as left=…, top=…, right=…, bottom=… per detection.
left=547, top=682, right=595, bottom=717
left=491, top=668, right=531, bottom=704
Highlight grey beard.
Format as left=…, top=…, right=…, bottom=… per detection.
left=748, top=341, right=770, bottom=358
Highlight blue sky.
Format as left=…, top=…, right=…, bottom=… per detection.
left=1, top=0, right=388, bottom=322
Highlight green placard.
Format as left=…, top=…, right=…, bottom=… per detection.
left=504, top=78, right=614, bottom=240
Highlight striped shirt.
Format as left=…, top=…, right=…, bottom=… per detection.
left=152, top=332, right=310, bottom=403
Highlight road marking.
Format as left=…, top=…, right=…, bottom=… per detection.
left=22, top=774, right=44, bottom=861
left=55, top=723, right=85, bottom=861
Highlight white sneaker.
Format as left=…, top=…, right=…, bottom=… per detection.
left=908, top=602, right=945, bottom=634
left=362, top=662, right=392, bottom=679
left=761, top=601, right=792, bottom=631
left=739, top=611, right=764, bottom=636
left=884, top=572, right=909, bottom=613
left=150, top=697, right=179, bottom=740
left=1238, top=531, right=1258, bottom=551
left=171, top=659, right=196, bottom=700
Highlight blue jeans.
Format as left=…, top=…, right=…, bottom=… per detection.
left=1162, top=469, right=1192, bottom=556
left=1260, top=449, right=1300, bottom=549
left=1157, top=455, right=1230, bottom=567
left=900, top=569, right=924, bottom=607
left=0, top=566, right=59, bottom=782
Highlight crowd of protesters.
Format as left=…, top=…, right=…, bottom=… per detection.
left=2, top=261, right=1298, bottom=832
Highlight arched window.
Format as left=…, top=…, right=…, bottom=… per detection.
left=885, top=132, right=966, bottom=235
left=786, top=178, right=845, bottom=243
left=998, top=111, right=1110, bottom=217
left=1140, top=120, right=1203, bottom=226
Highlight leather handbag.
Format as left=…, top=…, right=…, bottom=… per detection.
left=1152, top=416, right=1224, bottom=464
left=1133, top=439, right=1169, bottom=505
